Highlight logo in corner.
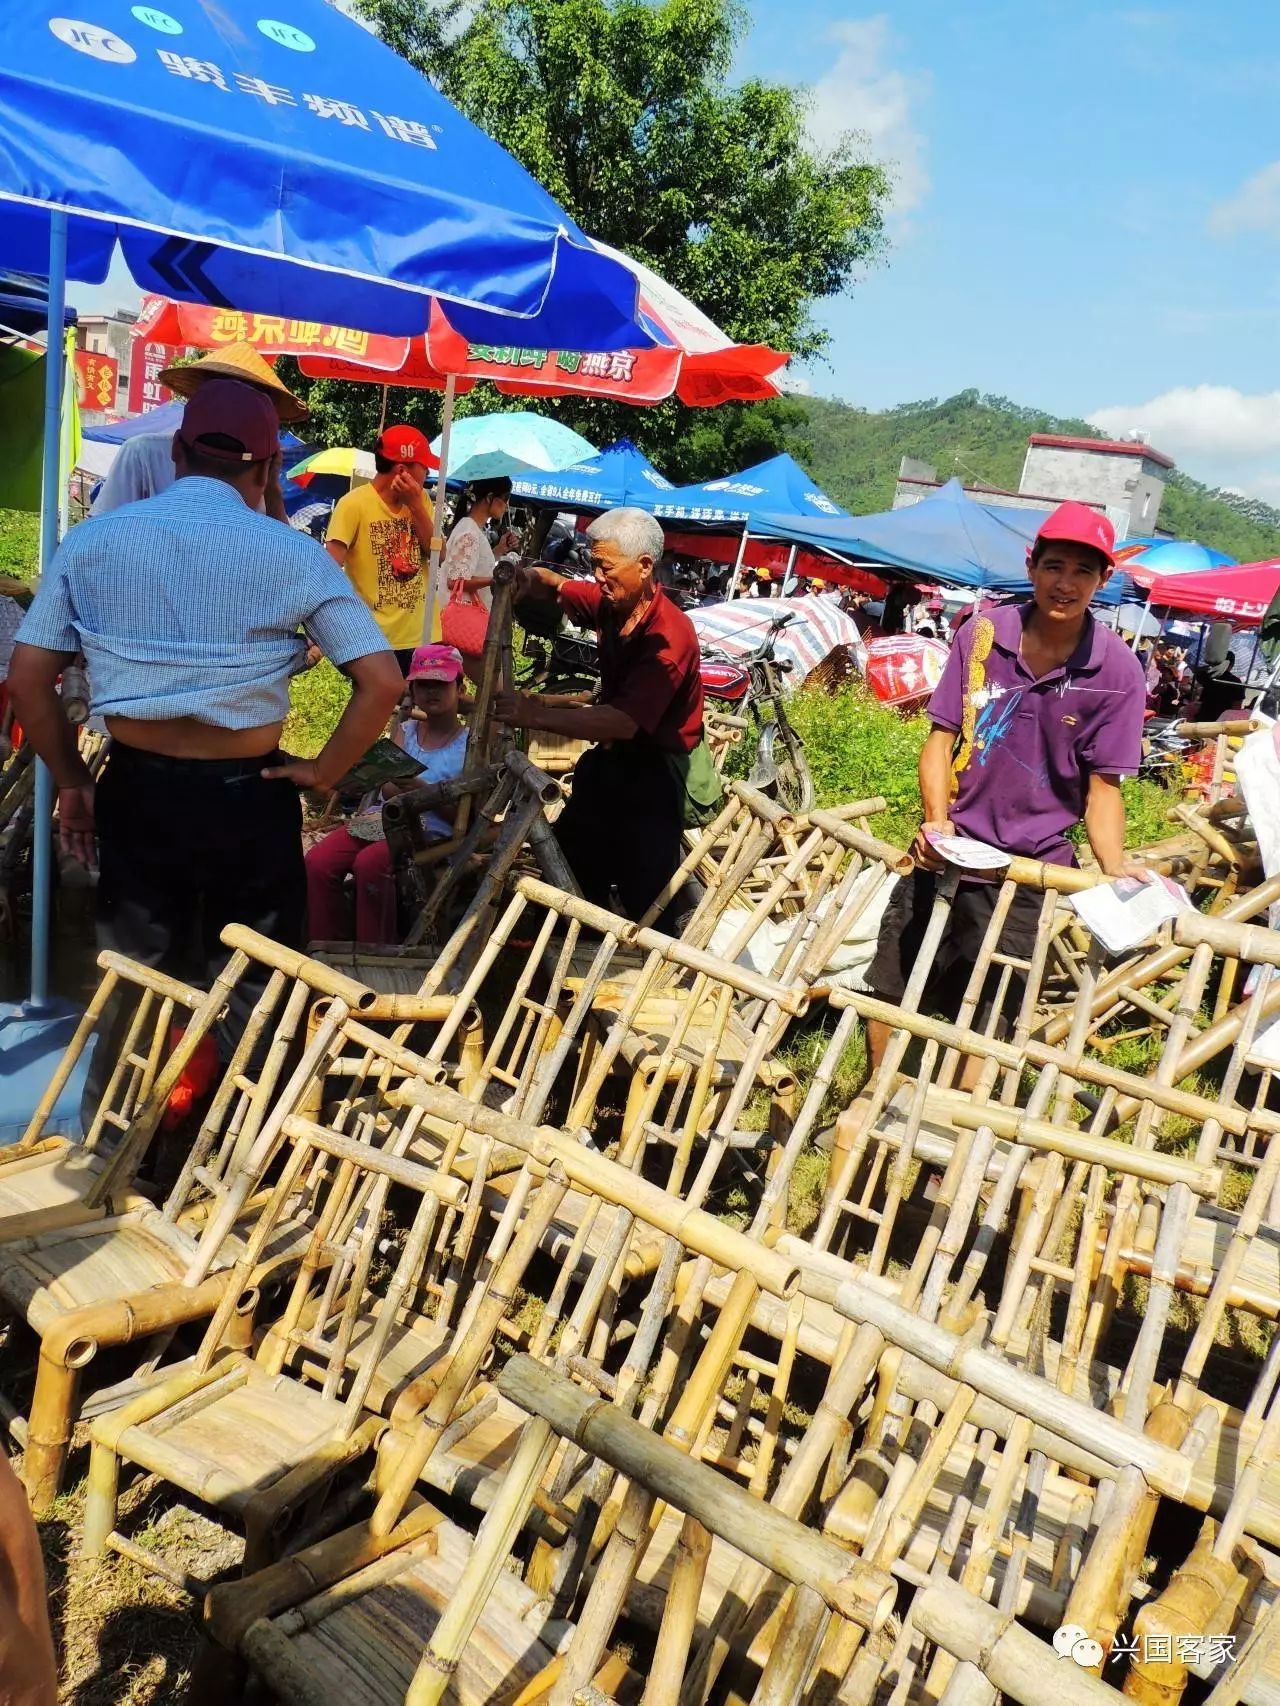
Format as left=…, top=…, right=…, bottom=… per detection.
left=49, top=17, right=137, bottom=60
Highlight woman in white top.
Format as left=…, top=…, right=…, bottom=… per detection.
left=443, top=476, right=518, bottom=613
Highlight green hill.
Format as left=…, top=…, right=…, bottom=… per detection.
left=789, top=389, right=1280, bottom=564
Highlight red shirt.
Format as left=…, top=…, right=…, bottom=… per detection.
left=558, top=580, right=704, bottom=754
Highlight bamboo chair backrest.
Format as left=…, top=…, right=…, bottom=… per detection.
left=16, top=952, right=237, bottom=1160
left=189, top=1107, right=468, bottom=1429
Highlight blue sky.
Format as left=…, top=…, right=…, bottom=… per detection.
left=80, top=1, right=1279, bottom=498
left=737, top=2, right=1280, bottom=500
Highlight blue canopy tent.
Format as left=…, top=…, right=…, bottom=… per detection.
left=750, top=477, right=1124, bottom=606
left=650, top=453, right=849, bottom=526
left=510, top=439, right=674, bottom=510
left=632, top=453, right=848, bottom=593
left=0, top=0, right=665, bottom=1128
left=0, top=270, right=77, bottom=338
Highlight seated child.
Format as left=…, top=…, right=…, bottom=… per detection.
left=305, top=643, right=468, bottom=945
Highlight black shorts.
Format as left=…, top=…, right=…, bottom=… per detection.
left=866, top=869, right=1044, bottom=1036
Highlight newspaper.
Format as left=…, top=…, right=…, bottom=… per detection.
left=1068, top=874, right=1191, bottom=954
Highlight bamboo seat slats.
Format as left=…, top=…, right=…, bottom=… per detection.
left=241, top=1518, right=561, bottom=1706
left=106, top=1357, right=354, bottom=1513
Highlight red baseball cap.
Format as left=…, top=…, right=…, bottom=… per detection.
left=179, top=378, right=279, bottom=463
left=1033, top=501, right=1115, bottom=568
left=376, top=423, right=438, bottom=470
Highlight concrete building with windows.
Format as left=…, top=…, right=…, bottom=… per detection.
left=74, top=310, right=137, bottom=412
left=893, top=431, right=1174, bottom=543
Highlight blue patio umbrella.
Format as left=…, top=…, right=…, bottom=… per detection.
left=1115, top=537, right=1236, bottom=575
left=430, top=412, right=596, bottom=484
left=510, top=439, right=674, bottom=510
left=0, top=2, right=653, bottom=351
left=0, top=0, right=664, bottom=1081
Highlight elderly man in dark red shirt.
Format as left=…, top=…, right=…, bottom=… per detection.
left=494, top=507, right=708, bottom=922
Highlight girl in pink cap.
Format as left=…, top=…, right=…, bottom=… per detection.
left=305, top=644, right=468, bottom=944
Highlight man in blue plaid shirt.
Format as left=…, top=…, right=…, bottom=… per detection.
left=10, top=379, right=403, bottom=996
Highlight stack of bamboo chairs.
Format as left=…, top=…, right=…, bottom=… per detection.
left=20, top=764, right=1280, bottom=1702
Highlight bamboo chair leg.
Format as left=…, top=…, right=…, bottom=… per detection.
left=81, top=1434, right=121, bottom=1559
left=642, top=1514, right=712, bottom=1706
left=24, top=1354, right=80, bottom=1516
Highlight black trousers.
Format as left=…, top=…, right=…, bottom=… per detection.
left=96, top=744, right=306, bottom=1039
left=552, top=743, right=684, bottom=926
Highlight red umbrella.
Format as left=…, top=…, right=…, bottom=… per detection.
left=1130, top=559, right=1280, bottom=623
left=297, top=243, right=788, bottom=408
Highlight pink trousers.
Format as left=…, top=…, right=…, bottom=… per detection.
left=305, top=827, right=398, bottom=945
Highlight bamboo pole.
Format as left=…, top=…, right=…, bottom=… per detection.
left=514, top=875, right=809, bottom=1014
left=806, top=809, right=912, bottom=876
left=1039, top=872, right=1280, bottom=1045
left=828, top=986, right=1263, bottom=1139
left=913, top=1580, right=1128, bottom=1706
left=372, top=1168, right=571, bottom=1536
left=407, top=1417, right=559, bottom=1706
left=818, top=1273, right=1196, bottom=1499
left=1175, top=719, right=1258, bottom=738
left=643, top=1515, right=712, bottom=1706
left=498, top=1356, right=895, bottom=1631
left=387, top=1077, right=800, bottom=1301
left=84, top=949, right=254, bottom=1207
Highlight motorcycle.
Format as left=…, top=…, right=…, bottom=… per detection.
left=698, top=611, right=815, bottom=814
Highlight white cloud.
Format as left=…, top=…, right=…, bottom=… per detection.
left=1209, top=162, right=1280, bottom=237
left=1087, top=385, right=1280, bottom=503
left=807, top=16, right=930, bottom=215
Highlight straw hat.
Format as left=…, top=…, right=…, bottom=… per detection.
left=158, top=340, right=309, bottom=423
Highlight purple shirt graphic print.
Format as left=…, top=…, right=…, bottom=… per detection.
left=927, top=602, right=1146, bottom=865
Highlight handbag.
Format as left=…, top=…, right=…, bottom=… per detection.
left=440, top=577, right=489, bottom=656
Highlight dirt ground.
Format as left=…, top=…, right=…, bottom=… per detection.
left=35, top=1462, right=239, bottom=1706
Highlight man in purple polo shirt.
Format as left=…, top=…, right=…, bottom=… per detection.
left=865, top=501, right=1146, bottom=1088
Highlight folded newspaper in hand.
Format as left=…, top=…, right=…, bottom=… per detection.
left=922, top=831, right=1011, bottom=872
left=1068, top=874, right=1191, bottom=954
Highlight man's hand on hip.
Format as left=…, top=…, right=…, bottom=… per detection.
left=261, top=757, right=334, bottom=793
left=57, top=784, right=97, bottom=869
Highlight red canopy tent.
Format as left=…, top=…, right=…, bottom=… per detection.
left=1130, top=558, right=1280, bottom=623
left=662, top=529, right=887, bottom=594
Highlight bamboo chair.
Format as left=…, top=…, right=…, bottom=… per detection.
left=0, top=931, right=383, bottom=1509
left=403, top=1356, right=894, bottom=1706
left=0, top=949, right=253, bottom=1245
left=214, top=1500, right=582, bottom=1706
left=81, top=1107, right=471, bottom=1578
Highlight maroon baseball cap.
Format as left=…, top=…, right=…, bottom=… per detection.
left=179, top=378, right=279, bottom=463
left=1033, top=501, right=1116, bottom=568
left=376, top=423, right=438, bottom=470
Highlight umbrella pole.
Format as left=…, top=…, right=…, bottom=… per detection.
left=31, top=209, right=68, bottom=1008
left=781, top=542, right=798, bottom=596
left=727, top=527, right=751, bottom=599
left=423, top=373, right=456, bottom=642
left=1130, top=589, right=1153, bottom=652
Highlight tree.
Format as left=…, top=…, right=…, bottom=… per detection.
left=291, top=0, right=889, bottom=480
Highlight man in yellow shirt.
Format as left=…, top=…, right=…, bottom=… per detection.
left=326, top=424, right=437, bottom=669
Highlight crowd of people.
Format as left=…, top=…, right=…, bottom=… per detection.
left=4, top=364, right=1250, bottom=1045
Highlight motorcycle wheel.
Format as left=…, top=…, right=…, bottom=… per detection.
left=756, top=719, right=814, bottom=814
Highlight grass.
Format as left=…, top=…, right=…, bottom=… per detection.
left=724, top=680, right=1172, bottom=853
left=0, top=508, right=38, bottom=585
left=282, top=656, right=352, bottom=758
